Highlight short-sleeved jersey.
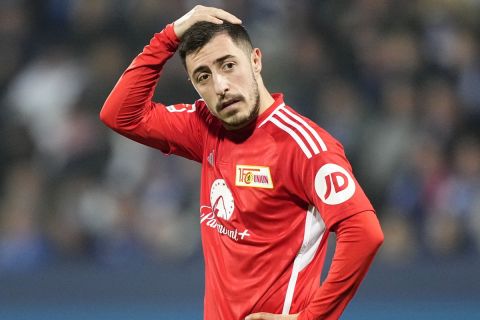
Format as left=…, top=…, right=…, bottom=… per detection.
left=100, top=25, right=376, bottom=320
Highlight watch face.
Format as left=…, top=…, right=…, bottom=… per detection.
left=210, top=179, right=235, bottom=221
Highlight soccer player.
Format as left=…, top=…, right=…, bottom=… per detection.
left=100, top=6, right=384, bottom=320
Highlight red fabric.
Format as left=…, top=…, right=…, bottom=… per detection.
left=298, top=211, right=383, bottom=320
left=100, top=24, right=206, bottom=161
left=100, top=24, right=383, bottom=320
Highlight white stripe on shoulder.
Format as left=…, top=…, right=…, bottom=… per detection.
left=280, top=106, right=327, bottom=151
left=258, top=103, right=285, bottom=128
left=269, top=117, right=313, bottom=158
left=275, top=109, right=320, bottom=155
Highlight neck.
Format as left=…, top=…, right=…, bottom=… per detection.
left=257, top=80, right=274, bottom=115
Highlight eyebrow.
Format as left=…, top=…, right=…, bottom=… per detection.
left=191, top=54, right=236, bottom=79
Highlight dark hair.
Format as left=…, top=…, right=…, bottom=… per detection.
left=179, top=21, right=253, bottom=68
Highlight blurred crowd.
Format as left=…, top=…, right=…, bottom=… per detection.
left=0, top=0, right=479, bottom=272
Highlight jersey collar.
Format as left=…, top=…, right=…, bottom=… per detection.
left=255, top=93, right=284, bottom=127
left=221, top=93, right=284, bottom=138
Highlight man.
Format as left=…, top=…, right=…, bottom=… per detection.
left=100, top=6, right=383, bottom=320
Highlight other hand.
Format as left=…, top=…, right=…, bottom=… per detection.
left=173, top=5, right=242, bottom=39
left=245, top=312, right=299, bottom=320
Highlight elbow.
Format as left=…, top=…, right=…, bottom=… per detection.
left=371, top=226, right=384, bottom=252
left=365, top=215, right=384, bottom=253
left=99, top=102, right=116, bottom=129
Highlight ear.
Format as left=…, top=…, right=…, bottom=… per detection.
left=251, top=48, right=262, bottom=74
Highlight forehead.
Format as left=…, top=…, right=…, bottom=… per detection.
left=185, top=33, right=247, bottom=74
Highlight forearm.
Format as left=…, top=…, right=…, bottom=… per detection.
left=298, top=211, right=384, bottom=320
left=99, top=24, right=179, bottom=131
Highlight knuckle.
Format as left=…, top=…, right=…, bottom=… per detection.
left=200, top=13, right=212, bottom=20
left=193, top=5, right=203, bottom=12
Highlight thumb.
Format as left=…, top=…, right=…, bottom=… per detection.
left=245, top=313, right=275, bottom=320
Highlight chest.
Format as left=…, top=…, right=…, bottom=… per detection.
left=201, top=130, right=293, bottom=228
left=206, top=128, right=278, bottom=179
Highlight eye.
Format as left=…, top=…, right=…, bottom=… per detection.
left=197, top=73, right=210, bottom=83
left=222, top=62, right=235, bottom=71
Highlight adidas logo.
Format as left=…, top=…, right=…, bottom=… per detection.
left=207, top=150, right=214, bottom=166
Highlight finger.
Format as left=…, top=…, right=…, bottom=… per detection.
left=200, top=15, right=224, bottom=25
left=245, top=312, right=274, bottom=320
left=208, top=7, right=242, bottom=24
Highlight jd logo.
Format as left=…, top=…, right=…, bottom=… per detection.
left=314, top=164, right=355, bottom=205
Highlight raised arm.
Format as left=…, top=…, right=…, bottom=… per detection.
left=99, top=6, right=241, bottom=159
left=99, top=23, right=179, bottom=133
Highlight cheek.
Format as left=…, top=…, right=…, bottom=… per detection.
left=195, top=85, right=213, bottom=101
left=234, top=72, right=254, bottom=93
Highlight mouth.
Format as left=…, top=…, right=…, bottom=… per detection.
left=220, top=99, right=241, bottom=111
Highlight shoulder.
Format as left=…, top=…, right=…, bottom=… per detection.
left=260, top=104, right=343, bottom=160
left=194, top=99, right=219, bottom=125
left=164, top=99, right=219, bottom=126
left=164, top=99, right=207, bottom=115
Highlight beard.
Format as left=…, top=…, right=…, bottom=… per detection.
left=220, top=76, right=261, bottom=130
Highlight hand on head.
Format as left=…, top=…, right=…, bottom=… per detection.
left=173, top=5, right=242, bottom=39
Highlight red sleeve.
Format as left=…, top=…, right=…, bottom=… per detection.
left=286, top=118, right=383, bottom=318
left=298, top=211, right=384, bottom=320
left=99, top=24, right=206, bottom=162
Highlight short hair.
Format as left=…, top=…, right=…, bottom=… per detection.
left=178, top=21, right=253, bottom=68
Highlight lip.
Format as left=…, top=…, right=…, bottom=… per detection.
left=220, top=99, right=240, bottom=111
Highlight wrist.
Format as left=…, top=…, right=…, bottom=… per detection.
left=152, top=23, right=180, bottom=52
left=164, top=23, right=180, bottom=43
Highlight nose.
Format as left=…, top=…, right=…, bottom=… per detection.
left=213, top=73, right=229, bottom=96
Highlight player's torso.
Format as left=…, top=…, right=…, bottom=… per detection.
left=198, top=121, right=315, bottom=319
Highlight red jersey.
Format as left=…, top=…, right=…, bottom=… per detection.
left=100, top=24, right=383, bottom=320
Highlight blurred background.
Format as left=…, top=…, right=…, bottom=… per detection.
left=1, top=0, right=479, bottom=319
